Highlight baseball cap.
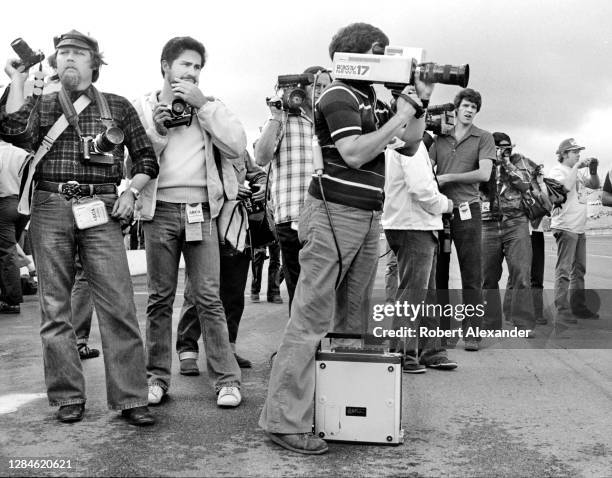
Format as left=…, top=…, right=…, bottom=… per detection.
left=556, top=138, right=585, bottom=154
left=492, top=132, right=514, bottom=148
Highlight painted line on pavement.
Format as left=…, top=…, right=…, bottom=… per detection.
left=0, top=393, right=47, bottom=414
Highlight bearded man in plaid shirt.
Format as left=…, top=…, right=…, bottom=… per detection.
left=255, top=66, right=332, bottom=308
left=1, top=30, right=157, bottom=426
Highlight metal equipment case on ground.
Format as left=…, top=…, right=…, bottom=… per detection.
left=314, top=342, right=404, bottom=445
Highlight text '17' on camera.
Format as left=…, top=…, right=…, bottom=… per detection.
left=266, top=73, right=314, bottom=112
left=332, top=45, right=469, bottom=91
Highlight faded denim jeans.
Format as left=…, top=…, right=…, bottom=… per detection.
left=72, top=252, right=94, bottom=346
left=259, top=194, right=380, bottom=433
left=143, top=201, right=240, bottom=392
left=29, top=190, right=148, bottom=410
left=482, top=216, right=534, bottom=328
left=552, top=229, right=587, bottom=315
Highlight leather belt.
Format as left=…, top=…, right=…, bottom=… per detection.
left=36, top=180, right=117, bottom=199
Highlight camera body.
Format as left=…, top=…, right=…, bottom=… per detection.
left=242, top=182, right=266, bottom=215
left=332, top=45, right=469, bottom=89
left=164, top=98, right=194, bottom=129
left=11, top=38, right=45, bottom=71
left=266, top=73, right=314, bottom=112
left=425, top=103, right=456, bottom=136
left=82, top=126, right=124, bottom=165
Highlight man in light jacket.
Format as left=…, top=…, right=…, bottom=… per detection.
left=382, top=134, right=457, bottom=372
left=133, top=36, right=247, bottom=408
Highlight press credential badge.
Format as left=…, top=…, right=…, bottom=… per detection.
left=458, top=201, right=472, bottom=220
left=72, top=198, right=109, bottom=230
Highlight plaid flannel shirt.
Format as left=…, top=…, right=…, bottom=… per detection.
left=0, top=86, right=158, bottom=184
left=269, top=111, right=313, bottom=224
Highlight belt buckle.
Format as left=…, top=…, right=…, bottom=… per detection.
left=62, top=180, right=82, bottom=200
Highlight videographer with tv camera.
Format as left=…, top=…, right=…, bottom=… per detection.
left=255, top=66, right=332, bottom=309
left=259, top=22, right=436, bottom=455
left=132, top=36, right=246, bottom=408
left=1, top=30, right=158, bottom=426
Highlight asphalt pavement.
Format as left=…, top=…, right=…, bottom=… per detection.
left=1, top=234, right=611, bottom=477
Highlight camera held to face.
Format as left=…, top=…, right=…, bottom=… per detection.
left=82, top=126, right=124, bottom=165
left=164, top=98, right=194, bottom=129
left=10, top=38, right=45, bottom=71
left=266, top=73, right=314, bottom=112
left=332, top=45, right=469, bottom=90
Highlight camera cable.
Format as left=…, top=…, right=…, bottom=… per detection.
left=311, top=70, right=343, bottom=289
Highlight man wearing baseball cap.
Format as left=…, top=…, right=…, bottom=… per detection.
left=1, top=30, right=159, bottom=425
left=549, top=138, right=600, bottom=322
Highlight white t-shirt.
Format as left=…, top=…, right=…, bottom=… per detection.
left=549, top=163, right=588, bottom=233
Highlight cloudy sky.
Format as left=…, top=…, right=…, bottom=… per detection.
left=2, top=0, right=612, bottom=174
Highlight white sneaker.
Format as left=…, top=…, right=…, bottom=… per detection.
left=217, top=386, right=242, bottom=407
left=148, top=383, right=166, bottom=405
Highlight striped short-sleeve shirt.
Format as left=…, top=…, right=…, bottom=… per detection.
left=309, top=80, right=390, bottom=211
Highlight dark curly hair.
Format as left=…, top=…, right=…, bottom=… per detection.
left=453, top=88, right=482, bottom=112
left=47, top=50, right=106, bottom=83
left=328, top=22, right=389, bottom=60
left=160, top=36, right=206, bottom=77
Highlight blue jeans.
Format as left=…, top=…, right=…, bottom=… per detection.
left=552, top=229, right=587, bottom=315
left=385, top=229, right=447, bottom=364
left=275, top=222, right=302, bottom=310
left=176, top=246, right=251, bottom=358
left=259, top=195, right=380, bottom=433
left=29, top=190, right=148, bottom=410
left=482, top=216, right=534, bottom=328
left=143, top=201, right=240, bottom=392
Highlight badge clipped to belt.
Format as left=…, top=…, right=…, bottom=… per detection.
left=185, top=203, right=204, bottom=242
left=72, top=197, right=109, bottom=230
left=458, top=201, right=472, bottom=221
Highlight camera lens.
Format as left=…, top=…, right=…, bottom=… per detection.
left=287, top=89, right=306, bottom=109
left=94, top=127, right=124, bottom=153
left=171, top=98, right=187, bottom=115
left=416, top=63, right=470, bottom=88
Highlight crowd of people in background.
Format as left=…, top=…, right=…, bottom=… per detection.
left=1, top=22, right=611, bottom=455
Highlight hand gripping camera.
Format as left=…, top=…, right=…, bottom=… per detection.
left=266, top=73, right=314, bottom=112
left=332, top=45, right=469, bottom=90
left=82, top=126, right=125, bottom=165
left=10, top=38, right=45, bottom=71
left=164, top=98, right=194, bottom=129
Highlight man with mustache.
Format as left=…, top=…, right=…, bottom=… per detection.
left=133, top=36, right=246, bottom=408
left=1, top=30, right=158, bottom=426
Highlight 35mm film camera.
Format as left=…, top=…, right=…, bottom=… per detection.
left=332, top=45, right=469, bottom=90
left=10, top=38, right=45, bottom=71
left=164, top=98, right=194, bottom=129
left=82, top=126, right=124, bottom=165
left=266, top=73, right=314, bottom=112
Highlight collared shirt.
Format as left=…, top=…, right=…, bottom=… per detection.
left=429, top=124, right=496, bottom=204
left=309, top=80, right=390, bottom=211
left=382, top=142, right=450, bottom=230
left=0, top=86, right=158, bottom=184
left=268, top=111, right=313, bottom=224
